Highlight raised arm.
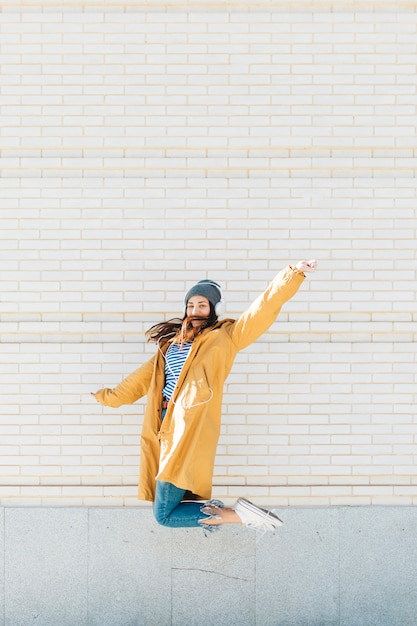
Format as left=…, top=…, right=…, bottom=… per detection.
left=227, top=260, right=317, bottom=351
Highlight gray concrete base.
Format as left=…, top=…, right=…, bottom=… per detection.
left=1, top=506, right=417, bottom=625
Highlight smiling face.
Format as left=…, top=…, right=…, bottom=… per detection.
left=186, top=295, right=211, bottom=328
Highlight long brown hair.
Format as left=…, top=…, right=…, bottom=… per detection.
left=145, top=303, right=218, bottom=345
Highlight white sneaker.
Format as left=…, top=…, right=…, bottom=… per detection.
left=233, top=498, right=284, bottom=533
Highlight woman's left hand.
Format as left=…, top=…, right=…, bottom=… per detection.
left=295, top=259, right=317, bottom=273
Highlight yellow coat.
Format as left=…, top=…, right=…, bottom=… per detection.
left=93, top=266, right=305, bottom=502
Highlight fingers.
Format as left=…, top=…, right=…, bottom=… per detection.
left=295, top=259, right=317, bottom=273
left=304, top=259, right=317, bottom=272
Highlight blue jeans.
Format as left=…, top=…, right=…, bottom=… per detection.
left=153, top=480, right=204, bottom=528
left=153, top=480, right=224, bottom=531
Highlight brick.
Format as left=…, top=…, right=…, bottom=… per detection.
left=1, top=5, right=416, bottom=506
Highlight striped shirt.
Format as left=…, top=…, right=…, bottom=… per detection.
left=162, top=341, right=193, bottom=401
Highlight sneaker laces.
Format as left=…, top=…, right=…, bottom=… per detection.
left=244, top=510, right=278, bottom=540
left=233, top=500, right=281, bottom=540
left=198, top=498, right=225, bottom=536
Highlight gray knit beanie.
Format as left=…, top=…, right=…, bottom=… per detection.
left=184, top=279, right=222, bottom=308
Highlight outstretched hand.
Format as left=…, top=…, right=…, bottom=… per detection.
left=295, top=259, right=317, bottom=274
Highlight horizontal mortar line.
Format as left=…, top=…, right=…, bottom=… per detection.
left=3, top=157, right=417, bottom=162
left=0, top=484, right=139, bottom=488
left=2, top=146, right=416, bottom=153
left=1, top=326, right=415, bottom=331
left=1, top=336, right=415, bottom=343
left=2, top=166, right=417, bottom=172
left=5, top=152, right=417, bottom=156
left=0, top=483, right=414, bottom=488
left=0, top=311, right=411, bottom=315
left=2, top=316, right=413, bottom=320
left=1, top=0, right=416, bottom=9
left=3, top=326, right=414, bottom=331
left=1, top=326, right=414, bottom=332
left=1, top=320, right=415, bottom=325
left=2, top=315, right=414, bottom=322
left=1, top=171, right=416, bottom=179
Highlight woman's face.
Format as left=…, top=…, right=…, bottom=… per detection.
left=186, top=295, right=211, bottom=328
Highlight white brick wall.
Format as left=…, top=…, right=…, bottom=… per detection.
left=1, top=1, right=416, bottom=506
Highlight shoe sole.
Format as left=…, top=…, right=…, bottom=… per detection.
left=237, top=498, right=284, bottom=527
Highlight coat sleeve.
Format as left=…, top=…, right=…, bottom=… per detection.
left=93, top=355, right=156, bottom=408
left=226, top=266, right=305, bottom=351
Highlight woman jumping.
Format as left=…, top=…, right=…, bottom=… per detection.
left=92, top=260, right=317, bottom=534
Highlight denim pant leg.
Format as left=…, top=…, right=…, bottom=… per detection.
left=153, top=480, right=218, bottom=528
